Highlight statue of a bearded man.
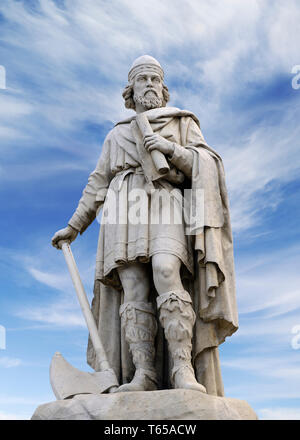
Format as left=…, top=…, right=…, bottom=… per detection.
left=52, top=55, right=238, bottom=396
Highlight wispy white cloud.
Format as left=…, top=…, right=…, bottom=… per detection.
left=0, top=94, right=32, bottom=118
left=0, top=357, right=22, bottom=368
left=223, top=355, right=300, bottom=407
left=9, top=243, right=95, bottom=328
left=225, top=383, right=300, bottom=403
left=258, top=407, right=300, bottom=420
left=0, top=395, right=53, bottom=420
left=224, top=243, right=300, bottom=353
left=223, top=105, right=300, bottom=231
left=220, top=242, right=300, bottom=410
left=16, top=304, right=85, bottom=328
left=0, top=125, right=27, bottom=140
left=0, top=3, right=298, bottom=131
left=2, top=1, right=300, bottom=234
left=27, top=267, right=73, bottom=293
left=0, top=0, right=299, bottom=233
left=235, top=244, right=300, bottom=318
left=0, top=395, right=51, bottom=406
left=222, top=354, right=300, bottom=381
left=0, top=411, right=31, bottom=420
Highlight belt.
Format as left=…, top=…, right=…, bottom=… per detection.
left=114, top=167, right=154, bottom=192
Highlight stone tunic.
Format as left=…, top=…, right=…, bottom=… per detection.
left=68, top=109, right=202, bottom=288
left=96, top=169, right=194, bottom=287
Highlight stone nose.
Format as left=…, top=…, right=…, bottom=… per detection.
left=146, top=77, right=153, bottom=86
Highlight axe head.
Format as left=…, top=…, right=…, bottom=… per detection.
left=50, top=352, right=119, bottom=400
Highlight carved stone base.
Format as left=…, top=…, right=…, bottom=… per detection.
left=31, top=389, right=257, bottom=420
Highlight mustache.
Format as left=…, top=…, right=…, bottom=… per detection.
left=143, top=88, right=158, bottom=96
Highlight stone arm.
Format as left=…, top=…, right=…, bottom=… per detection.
left=168, top=144, right=193, bottom=178
left=168, top=118, right=207, bottom=178
left=68, top=139, right=113, bottom=234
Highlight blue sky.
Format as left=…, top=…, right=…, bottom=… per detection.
left=0, top=0, right=300, bottom=420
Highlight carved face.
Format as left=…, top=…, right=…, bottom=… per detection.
left=133, top=69, right=164, bottom=110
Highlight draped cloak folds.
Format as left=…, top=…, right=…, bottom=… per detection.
left=68, top=106, right=238, bottom=396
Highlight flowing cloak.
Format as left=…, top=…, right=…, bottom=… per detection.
left=68, top=106, right=238, bottom=397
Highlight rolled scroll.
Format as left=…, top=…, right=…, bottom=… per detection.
left=136, top=113, right=170, bottom=175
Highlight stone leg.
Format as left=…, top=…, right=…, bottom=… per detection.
left=116, top=262, right=157, bottom=392
left=117, top=301, right=158, bottom=392
left=152, top=253, right=206, bottom=393
left=157, top=290, right=206, bottom=393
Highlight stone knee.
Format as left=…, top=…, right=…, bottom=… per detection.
left=152, top=253, right=183, bottom=294
left=118, top=263, right=150, bottom=302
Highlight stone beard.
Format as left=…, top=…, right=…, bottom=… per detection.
left=133, top=89, right=163, bottom=110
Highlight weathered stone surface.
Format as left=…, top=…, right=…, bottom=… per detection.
left=31, top=390, right=257, bottom=420
left=51, top=55, right=239, bottom=398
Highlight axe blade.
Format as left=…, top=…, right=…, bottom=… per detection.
left=50, top=352, right=119, bottom=400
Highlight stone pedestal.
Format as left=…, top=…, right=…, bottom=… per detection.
left=31, top=389, right=257, bottom=420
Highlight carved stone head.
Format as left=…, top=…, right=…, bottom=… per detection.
left=122, top=55, right=170, bottom=111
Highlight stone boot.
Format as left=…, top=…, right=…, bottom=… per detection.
left=116, top=301, right=158, bottom=392
left=157, top=290, right=206, bottom=393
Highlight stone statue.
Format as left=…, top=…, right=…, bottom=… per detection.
left=52, top=55, right=238, bottom=397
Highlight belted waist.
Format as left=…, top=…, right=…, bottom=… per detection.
left=112, top=165, right=184, bottom=192
left=114, top=166, right=144, bottom=177
left=113, top=167, right=145, bottom=191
